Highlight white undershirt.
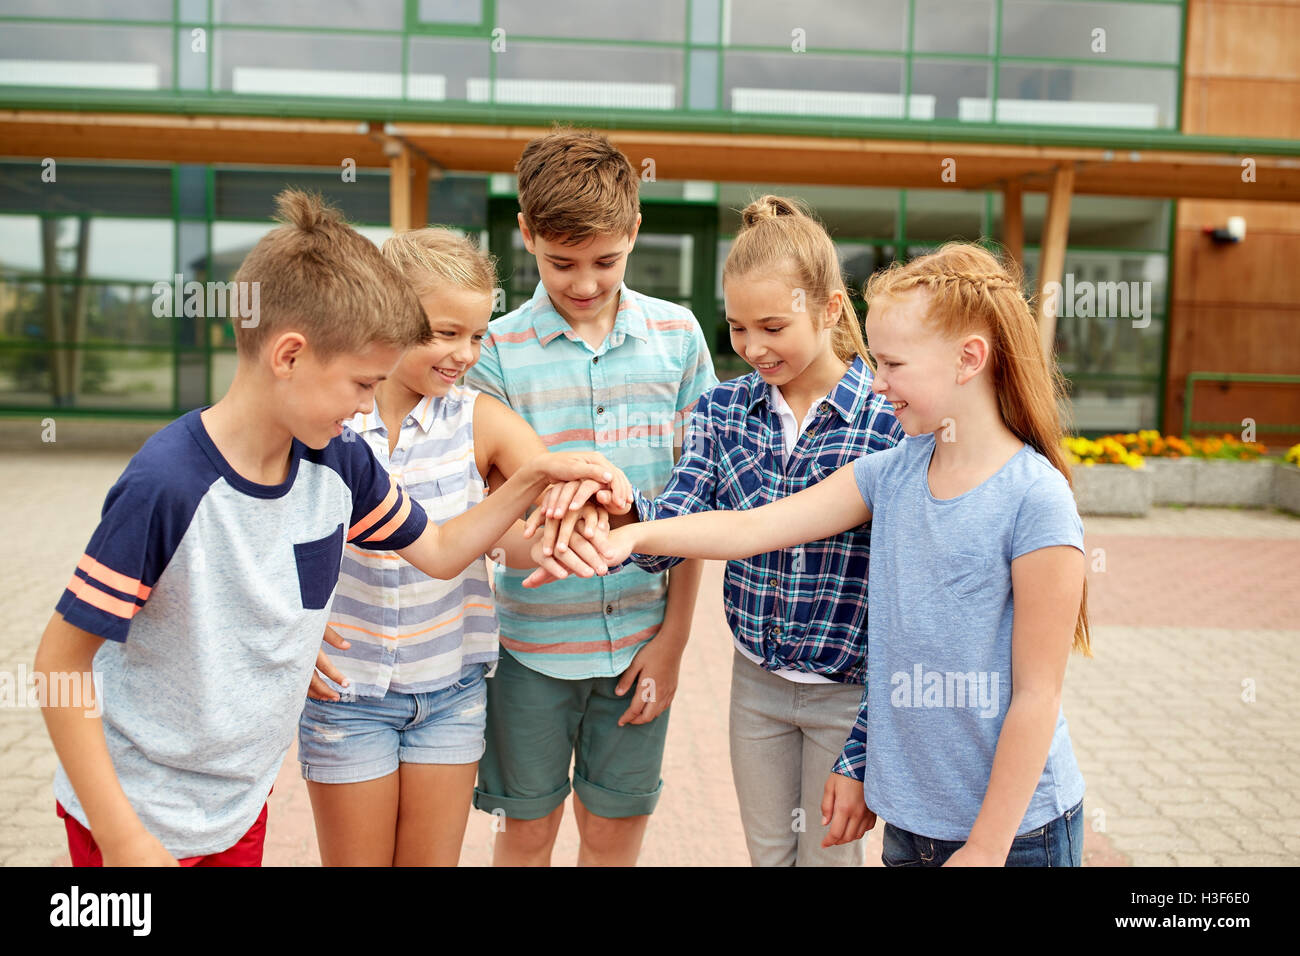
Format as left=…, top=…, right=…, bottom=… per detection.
left=733, top=383, right=836, bottom=684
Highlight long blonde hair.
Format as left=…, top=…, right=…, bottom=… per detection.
left=723, top=195, right=868, bottom=366
left=866, top=243, right=1091, bottom=656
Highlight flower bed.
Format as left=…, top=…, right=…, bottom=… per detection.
left=1064, top=432, right=1294, bottom=515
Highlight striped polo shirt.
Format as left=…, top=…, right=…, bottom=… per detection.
left=465, top=281, right=717, bottom=680
left=324, top=386, right=499, bottom=698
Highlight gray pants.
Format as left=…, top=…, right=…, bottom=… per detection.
left=728, top=648, right=866, bottom=866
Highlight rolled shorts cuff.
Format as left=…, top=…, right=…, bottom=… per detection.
left=399, top=739, right=485, bottom=767
left=300, top=751, right=398, bottom=785
left=573, top=771, right=664, bottom=819
left=473, top=778, right=572, bottom=821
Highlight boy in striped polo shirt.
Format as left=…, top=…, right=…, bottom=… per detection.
left=466, top=128, right=717, bottom=866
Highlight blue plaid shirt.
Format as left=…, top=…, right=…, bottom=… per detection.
left=629, top=357, right=903, bottom=780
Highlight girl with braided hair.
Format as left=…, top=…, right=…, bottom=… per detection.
left=597, top=241, right=1092, bottom=867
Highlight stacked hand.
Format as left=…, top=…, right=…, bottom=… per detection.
left=521, top=470, right=634, bottom=586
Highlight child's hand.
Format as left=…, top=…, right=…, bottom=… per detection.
left=614, top=630, right=683, bottom=725
left=599, top=525, right=639, bottom=568
left=525, top=519, right=609, bottom=582
left=820, top=771, right=876, bottom=848
left=530, top=501, right=610, bottom=560
left=308, top=627, right=351, bottom=701
left=528, top=451, right=615, bottom=490
left=942, top=844, right=1003, bottom=867
left=101, top=828, right=180, bottom=867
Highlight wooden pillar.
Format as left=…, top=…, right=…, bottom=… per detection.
left=1036, top=163, right=1075, bottom=360
left=1002, top=180, right=1024, bottom=272
left=388, top=145, right=429, bottom=233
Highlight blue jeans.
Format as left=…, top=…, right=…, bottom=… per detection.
left=882, top=800, right=1084, bottom=867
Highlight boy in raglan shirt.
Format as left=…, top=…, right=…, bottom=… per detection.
left=32, top=190, right=620, bottom=866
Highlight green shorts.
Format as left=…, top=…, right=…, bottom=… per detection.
left=473, top=647, right=669, bottom=820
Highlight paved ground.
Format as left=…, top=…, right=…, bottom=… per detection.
left=2, top=442, right=1298, bottom=866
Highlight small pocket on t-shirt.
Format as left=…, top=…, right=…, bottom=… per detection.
left=941, top=550, right=991, bottom=601
left=293, top=523, right=345, bottom=610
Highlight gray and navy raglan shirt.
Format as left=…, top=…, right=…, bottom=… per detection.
left=53, top=409, right=428, bottom=857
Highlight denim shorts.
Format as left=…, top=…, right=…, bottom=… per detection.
left=298, top=664, right=488, bottom=784
left=882, top=799, right=1084, bottom=867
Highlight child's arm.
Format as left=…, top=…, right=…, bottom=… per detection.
left=474, top=394, right=614, bottom=578
left=33, top=613, right=177, bottom=866
left=395, top=451, right=617, bottom=580
left=945, top=544, right=1085, bottom=867
left=599, top=462, right=870, bottom=566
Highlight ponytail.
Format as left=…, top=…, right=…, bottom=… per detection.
left=725, top=195, right=869, bottom=366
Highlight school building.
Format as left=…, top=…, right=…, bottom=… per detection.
left=1, top=0, right=1297, bottom=440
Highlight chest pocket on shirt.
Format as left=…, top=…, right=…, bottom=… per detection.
left=622, top=370, right=678, bottom=447
left=293, top=523, right=345, bottom=610
left=942, top=550, right=992, bottom=601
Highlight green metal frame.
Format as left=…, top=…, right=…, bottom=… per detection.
left=1182, top=372, right=1300, bottom=436
left=4, top=0, right=1265, bottom=150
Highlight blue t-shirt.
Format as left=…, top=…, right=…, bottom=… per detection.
left=852, top=432, right=1086, bottom=841
left=53, top=409, right=428, bottom=857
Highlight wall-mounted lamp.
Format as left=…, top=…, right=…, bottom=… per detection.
left=1203, top=216, right=1247, bottom=244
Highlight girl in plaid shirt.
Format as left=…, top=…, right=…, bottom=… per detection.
left=526, top=196, right=903, bottom=865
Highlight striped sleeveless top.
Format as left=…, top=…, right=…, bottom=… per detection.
left=324, top=386, right=499, bottom=697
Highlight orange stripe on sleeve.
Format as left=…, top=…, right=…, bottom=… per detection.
left=65, top=572, right=143, bottom=621
left=364, top=490, right=414, bottom=545
left=76, top=554, right=151, bottom=601
left=348, top=478, right=398, bottom=541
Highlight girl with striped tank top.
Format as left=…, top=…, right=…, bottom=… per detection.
left=298, top=229, right=622, bottom=866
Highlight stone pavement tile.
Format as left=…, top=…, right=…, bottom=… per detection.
left=1083, top=507, right=1300, bottom=540
left=1216, top=853, right=1296, bottom=866
left=1172, top=853, right=1221, bottom=866
left=1179, top=824, right=1245, bottom=853
left=1102, top=814, right=1180, bottom=836
left=1129, top=852, right=1177, bottom=866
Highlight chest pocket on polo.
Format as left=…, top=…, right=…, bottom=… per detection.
left=622, top=370, right=678, bottom=447
left=718, top=445, right=766, bottom=510
left=293, top=523, right=345, bottom=610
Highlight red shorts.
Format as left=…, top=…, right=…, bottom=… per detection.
left=56, top=800, right=269, bottom=867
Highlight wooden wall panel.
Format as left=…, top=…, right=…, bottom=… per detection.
left=1167, top=0, right=1300, bottom=438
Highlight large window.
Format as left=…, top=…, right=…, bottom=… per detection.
left=0, top=161, right=490, bottom=415
left=1, top=0, right=1186, bottom=130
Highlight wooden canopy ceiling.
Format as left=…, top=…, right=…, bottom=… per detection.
left=4, top=109, right=1295, bottom=202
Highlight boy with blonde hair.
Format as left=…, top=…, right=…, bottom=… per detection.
left=33, top=190, right=618, bottom=866
left=467, top=128, right=717, bottom=866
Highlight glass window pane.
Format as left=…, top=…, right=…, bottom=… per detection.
left=905, top=189, right=984, bottom=243
left=1064, top=380, right=1160, bottom=432
left=0, top=23, right=172, bottom=90
left=409, top=36, right=489, bottom=101
left=214, top=169, right=392, bottom=225
left=86, top=219, right=174, bottom=282
left=0, top=163, right=172, bottom=218
left=727, top=0, right=906, bottom=51
left=0, top=1, right=172, bottom=19
left=482, top=44, right=682, bottom=110
left=1023, top=248, right=1168, bottom=321
left=215, top=29, right=404, bottom=98
left=913, top=0, right=994, bottom=55
left=418, top=0, right=482, bottom=25
left=215, top=0, right=406, bottom=30
left=910, top=60, right=991, bottom=121
left=717, top=183, right=898, bottom=239
left=623, top=234, right=693, bottom=300
left=1000, top=194, right=1170, bottom=249
left=1002, top=1, right=1181, bottom=64
left=992, top=64, right=1177, bottom=128
left=725, top=53, right=908, bottom=117
left=497, top=0, right=686, bottom=43
left=0, top=215, right=42, bottom=273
